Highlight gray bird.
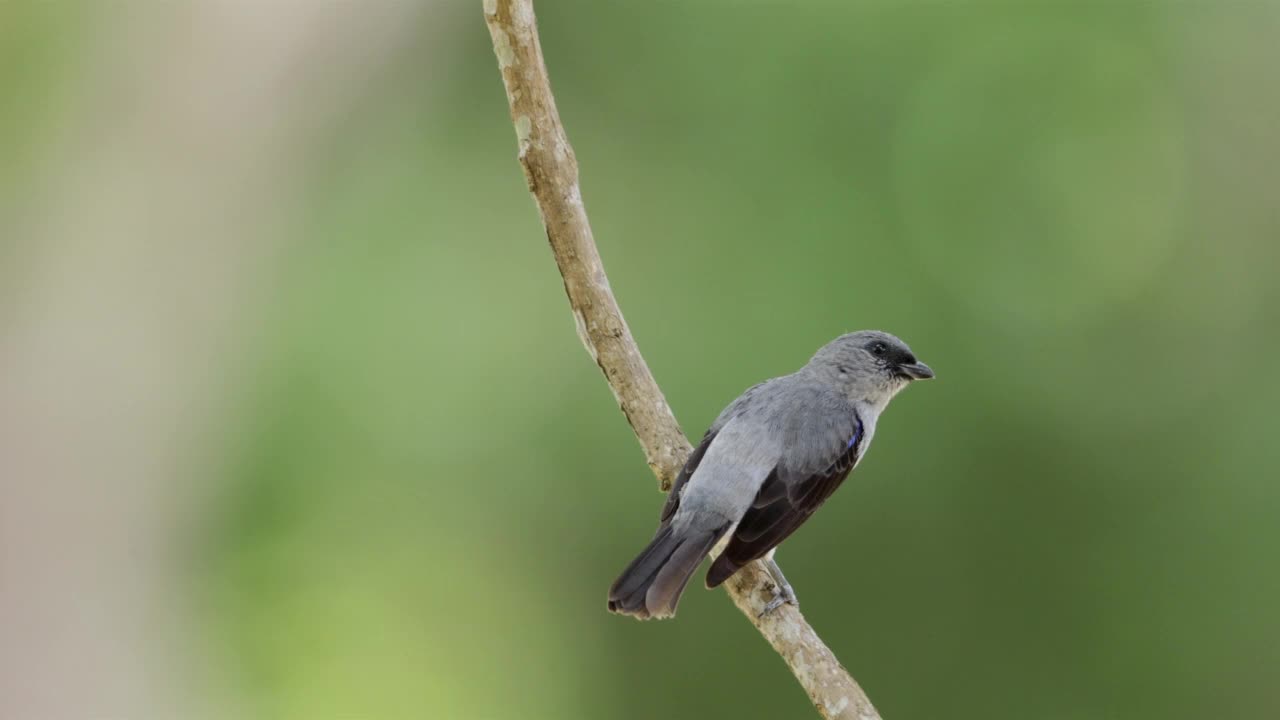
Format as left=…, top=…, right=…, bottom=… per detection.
left=607, top=330, right=934, bottom=620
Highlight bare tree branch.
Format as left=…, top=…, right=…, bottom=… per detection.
left=481, top=0, right=690, bottom=492
left=483, top=2, right=883, bottom=718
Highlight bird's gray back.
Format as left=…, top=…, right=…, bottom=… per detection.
left=674, top=374, right=859, bottom=533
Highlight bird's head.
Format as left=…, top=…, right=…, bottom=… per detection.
left=808, top=330, right=934, bottom=411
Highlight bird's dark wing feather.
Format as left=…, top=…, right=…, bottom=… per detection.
left=705, top=414, right=864, bottom=588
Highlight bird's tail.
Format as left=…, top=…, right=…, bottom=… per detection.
left=607, top=522, right=728, bottom=620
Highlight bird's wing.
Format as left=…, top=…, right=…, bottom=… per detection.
left=656, top=380, right=772, bottom=527
left=657, top=429, right=716, bottom=526
left=705, top=399, right=864, bottom=588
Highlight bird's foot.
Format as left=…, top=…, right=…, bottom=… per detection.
left=759, top=582, right=798, bottom=618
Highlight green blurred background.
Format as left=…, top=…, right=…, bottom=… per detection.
left=3, top=2, right=1278, bottom=719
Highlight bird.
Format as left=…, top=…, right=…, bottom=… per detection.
left=607, top=330, right=934, bottom=620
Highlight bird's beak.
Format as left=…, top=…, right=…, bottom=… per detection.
left=897, top=361, right=935, bottom=380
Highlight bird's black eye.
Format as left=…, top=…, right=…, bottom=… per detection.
left=870, top=342, right=888, bottom=357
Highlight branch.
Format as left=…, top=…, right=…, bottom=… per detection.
left=483, top=3, right=883, bottom=718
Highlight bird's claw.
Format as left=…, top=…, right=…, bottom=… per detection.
left=758, top=582, right=798, bottom=618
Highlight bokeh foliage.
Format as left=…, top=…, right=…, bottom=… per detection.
left=209, top=3, right=1279, bottom=719
left=14, top=2, right=1274, bottom=719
